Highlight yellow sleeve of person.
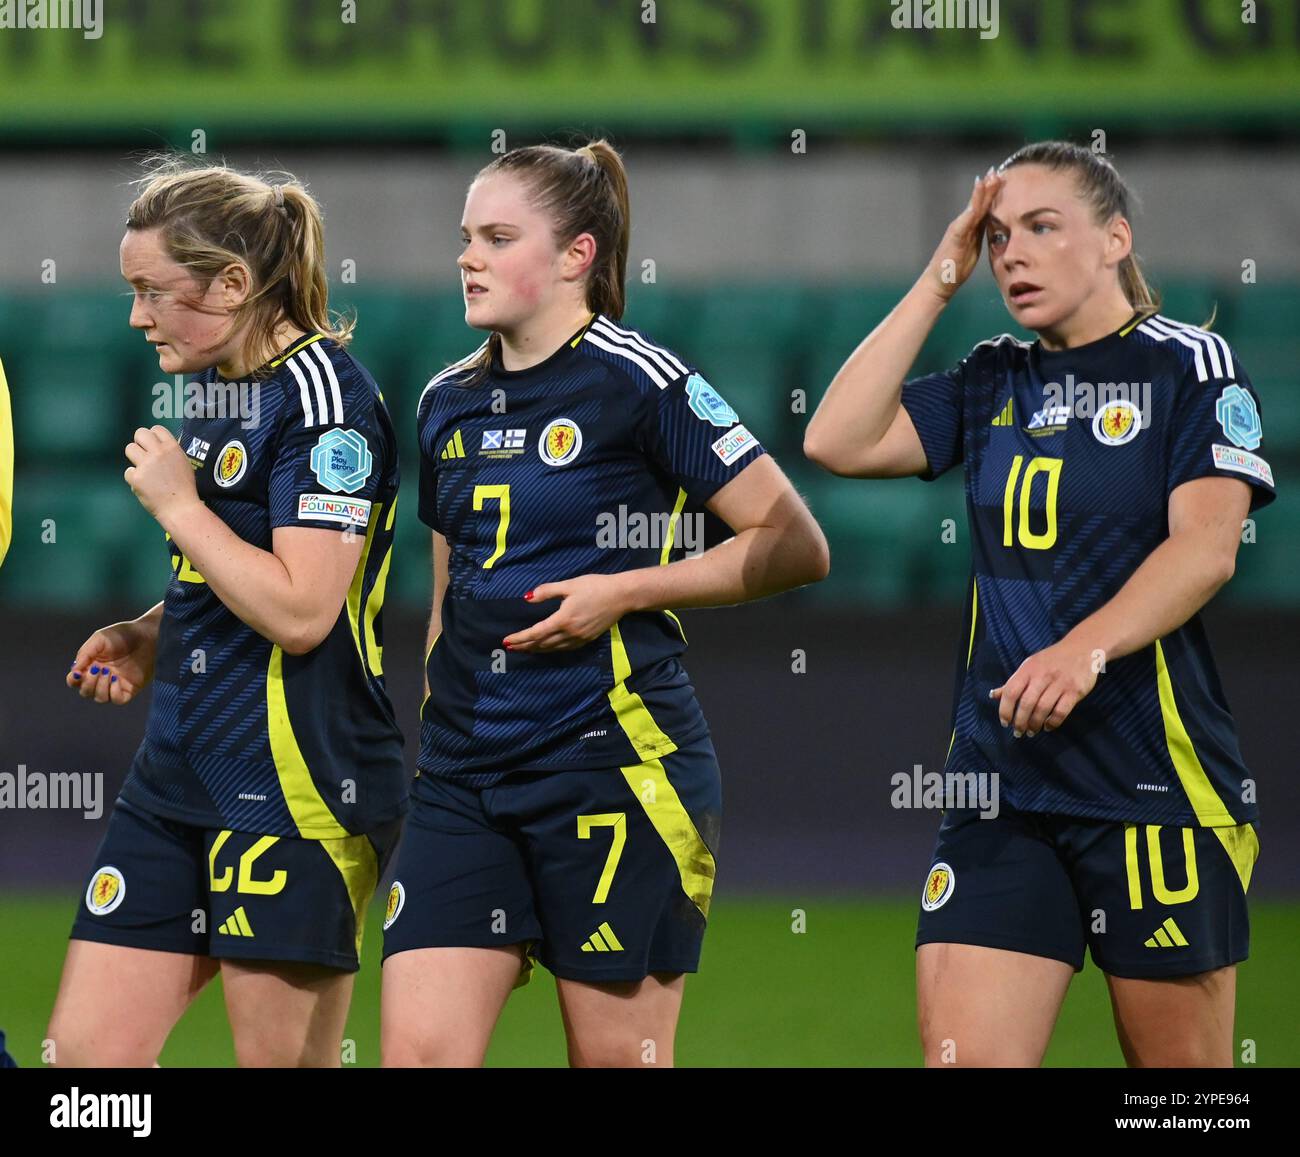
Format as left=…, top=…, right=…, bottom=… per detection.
left=0, top=356, right=11, bottom=567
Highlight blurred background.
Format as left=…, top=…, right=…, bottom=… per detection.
left=0, top=0, right=1296, bottom=1065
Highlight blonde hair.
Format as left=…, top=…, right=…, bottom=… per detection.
left=125, top=156, right=351, bottom=369
left=997, top=140, right=1160, bottom=313
left=460, top=139, right=631, bottom=384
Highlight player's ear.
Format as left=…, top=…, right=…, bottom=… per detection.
left=215, top=260, right=254, bottom=308
left=1104, top=214, right=1133, bottom=269
left=562, top=231, right=598, bottom=283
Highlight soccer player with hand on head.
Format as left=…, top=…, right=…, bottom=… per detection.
left=806, top=142, right=1273, bottom=1068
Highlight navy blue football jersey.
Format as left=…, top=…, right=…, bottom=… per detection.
left=120, top=334, right=406, bottom=838
left=416, top=314, right=766, bottom=786
left=902, top=312, right=1275, bottom=826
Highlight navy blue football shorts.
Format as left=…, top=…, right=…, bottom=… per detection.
left=382, top=735, right=722, bottom=984
left=915, top=804, right=1259, bottom=979
left=70, top=797, right=400, bottom=972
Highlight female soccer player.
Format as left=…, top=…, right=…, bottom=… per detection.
left=48, top=161, right=405, bottom=1067
left=806, top=141, right=1273, bottom=1067
left=381, top=140, right=829, bottom=1067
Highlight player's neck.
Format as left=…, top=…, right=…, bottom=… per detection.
left=1036, top=291, right=1136, bottom=353
left=217, top=320, right=310, bottom=379
left=497, top=304, right=594, bottom=373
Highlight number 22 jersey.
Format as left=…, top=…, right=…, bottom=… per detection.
left=120, top=333, right=406, bottom=839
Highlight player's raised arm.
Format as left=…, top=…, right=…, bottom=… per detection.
left=804, top=169, right=1004, bottom=479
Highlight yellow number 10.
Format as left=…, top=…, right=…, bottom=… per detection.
left=1002, top=455, right=1062, bottom=550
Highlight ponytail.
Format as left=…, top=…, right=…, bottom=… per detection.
left=458, top=139, right=631, bottom=386
left=126, top=155, right=352, bottom=372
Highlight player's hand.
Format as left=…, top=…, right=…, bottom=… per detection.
left=66, top=617, right=159, bottom=705
left=502, top=574, right=631, bottom=653
left=124, top=425, right=201, bottom=525
left=920, top=168, right=1005, bottom=303
left=989, top=638, right=1099, bottom=738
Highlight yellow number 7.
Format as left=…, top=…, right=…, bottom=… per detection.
left=577, top=813, right=627, bottom=904
left=472, top=483, right=510, bottom=569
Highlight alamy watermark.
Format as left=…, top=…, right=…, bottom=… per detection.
left=152, top=376, right=262, bottom=429
left=891, top=0, right=999, bottom=39
left=891, top=763, right=1000, bottom=819
left=1041, top=375, right=1152, bottom=426
left=596, top=506, right=703, bottom=557
left=0, top=765, right=103, bottom=819
left=0, top=0, right=102, bottom=39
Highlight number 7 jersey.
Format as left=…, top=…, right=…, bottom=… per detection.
left=415, top=315, right=765, bottom=787
left=901, top=312, right=1275, bottom=826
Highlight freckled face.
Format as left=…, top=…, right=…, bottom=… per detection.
left=120, top=228, right=236, bottom=375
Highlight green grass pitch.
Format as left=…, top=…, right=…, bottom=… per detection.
left=3, top=895, right=1295, bottom=1067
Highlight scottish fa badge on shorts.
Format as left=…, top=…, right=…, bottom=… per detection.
left=86, top=866, right=125, bottom=915
left=922, top=862, right=955, bottom=911
left=383, top=881, right=405, bottom=930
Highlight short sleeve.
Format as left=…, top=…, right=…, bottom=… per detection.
left=1166, top=355, right=1275, bottom=511
left=416, top=389, right=442, bottom=533
left=269, top=403, right=388, bottom=534
left=900, top=362, right=965, bottom=481
left=418, top=449, right=441, bottom=533
left=646, top=370, right=767, bottom=506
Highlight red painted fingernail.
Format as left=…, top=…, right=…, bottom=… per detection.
left=504, top=642, right=513, bottom=650
left=523, top=590, right=534, bottom=601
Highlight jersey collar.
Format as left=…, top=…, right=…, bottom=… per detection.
left=489, top=315, right=595, bottom=380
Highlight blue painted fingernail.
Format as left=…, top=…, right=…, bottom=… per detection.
left=72, top=672, right=81, bottom=680
left=90, top=665, right=100, bottom=674
left=111, top=675, right=118, bottom=683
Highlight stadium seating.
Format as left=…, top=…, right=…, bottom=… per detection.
left=2, top=283, right=1294, bottom=608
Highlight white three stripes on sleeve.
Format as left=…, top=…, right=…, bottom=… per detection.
left=585, top=318, right=689, bottom=388
left=285, top=345, right=345, bottom=427
left=1138, top=316, right=1234, bottom=383
left=310, top=342, right=345, bottom=425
